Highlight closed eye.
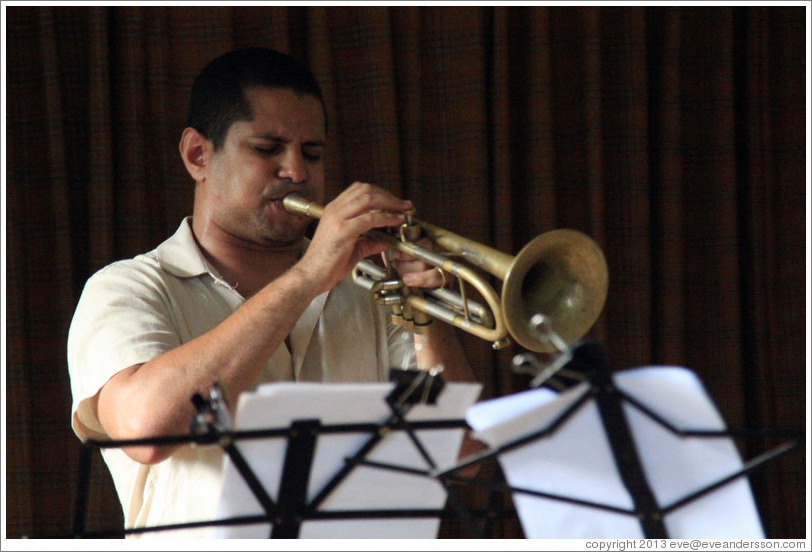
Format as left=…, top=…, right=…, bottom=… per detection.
left=302, top=146, right=324, bottom=162
left=253, top=144, right=284, bottom=156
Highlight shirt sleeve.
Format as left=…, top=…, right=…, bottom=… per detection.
left=385, top=313, right=419, bottom=373
left=67, top=259, right=182, bottom=441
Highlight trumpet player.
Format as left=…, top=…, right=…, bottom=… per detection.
left=67, top=47, right=476, bottom=537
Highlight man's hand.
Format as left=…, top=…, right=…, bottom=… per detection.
left=385, top=236, right=453, bottom=290
left=297, top=182, right=413, bottom=294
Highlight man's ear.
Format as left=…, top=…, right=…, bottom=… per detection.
left=179, top=127, right=210, bottom=183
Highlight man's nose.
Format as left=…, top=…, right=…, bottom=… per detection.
left=277, top=149, right=308, bottom=183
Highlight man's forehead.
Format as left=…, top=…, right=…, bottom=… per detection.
left=246, top=86, right=323, bottom=114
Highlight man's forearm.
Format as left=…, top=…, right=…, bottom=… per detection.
left=414, top=321, right=476, bottom=382
left=96, top=263, right=324, bottom=461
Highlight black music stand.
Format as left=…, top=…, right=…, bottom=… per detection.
left=432, top=340, right=805, bottom=539
left=70, top=369, right=489, bottom=539
left=69, top=343, right=803, bottom=539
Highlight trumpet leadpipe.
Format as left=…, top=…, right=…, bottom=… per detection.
left=281, top=193, right=324, bottom=219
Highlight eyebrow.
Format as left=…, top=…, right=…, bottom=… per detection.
left=252, top=132, right=326, bottom=148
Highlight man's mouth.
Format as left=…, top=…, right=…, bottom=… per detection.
left=265, top=195, right=312, bottom=221
left=265, top=186, right=313, bottom=203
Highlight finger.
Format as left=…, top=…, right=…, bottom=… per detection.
left=391, top=240, right=434, bottom=265
left=353, top=236, right=389, bottom=265
left=325, top=189, right=413, bottom=240
left=391, top=249, right=418, bottom=263
left=390, top=257, right=428, bottom=276
left=402, top=267, right=446, bottom=289
left=332, top=182, right=412, bottom=220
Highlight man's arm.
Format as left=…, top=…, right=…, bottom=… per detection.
left=412, top=323, right=476, bottom=382
left=93, top=184, right=412, bottom=464
left=94, top=262, right=326, bottom=464
left=386, top=244, right=476, bottom=383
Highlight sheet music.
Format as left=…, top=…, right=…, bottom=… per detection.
left=214, top=381, right=481, bottom=538
left=466, top=366, right=765, bottom=539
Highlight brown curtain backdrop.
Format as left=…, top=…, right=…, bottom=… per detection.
left=4, top=5, right=807, bottom=540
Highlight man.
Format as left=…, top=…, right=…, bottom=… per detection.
left=68, top=47, right=475, bottom=537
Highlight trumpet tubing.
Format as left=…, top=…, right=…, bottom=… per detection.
left=282, top=193, right=608, bottom=353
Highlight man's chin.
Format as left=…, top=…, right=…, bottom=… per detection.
left=259, top=226, right=310, bottom=248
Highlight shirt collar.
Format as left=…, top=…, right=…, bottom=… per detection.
left=151, top=217, right=310, bottom=280
left=152, top=217, right=211, bottom=278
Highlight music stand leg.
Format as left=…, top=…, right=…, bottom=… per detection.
left=71, top=442, right=94, bottom=538
left=574, top=342, right=668, bottom=538
left=272, top=419, right=320, bottom=538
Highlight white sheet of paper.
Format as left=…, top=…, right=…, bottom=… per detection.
left=214, top=380, right=481, bottom=538
left=465, top=366, right=765, bottom=539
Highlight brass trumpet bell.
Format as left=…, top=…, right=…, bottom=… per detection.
left=502, top=229, right=608, bottom=353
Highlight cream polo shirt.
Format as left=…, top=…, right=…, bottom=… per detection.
left=67, top=217, right=416, bottom=537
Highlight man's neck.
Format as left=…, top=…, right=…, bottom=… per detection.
left=191, top=218, right=304, bottom=299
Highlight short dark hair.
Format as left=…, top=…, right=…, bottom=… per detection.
left=186, top=47, right=325, bottom=150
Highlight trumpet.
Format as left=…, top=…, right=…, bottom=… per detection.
left=283, top=193, right=608, bottom=353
